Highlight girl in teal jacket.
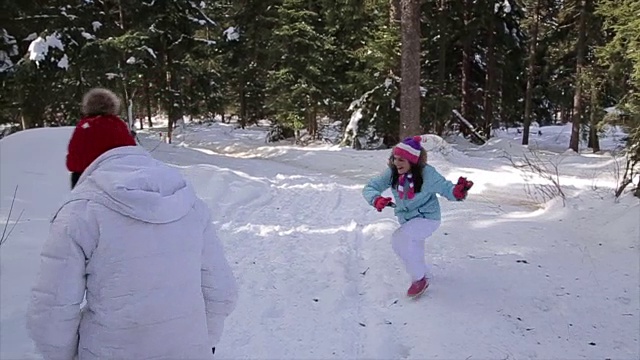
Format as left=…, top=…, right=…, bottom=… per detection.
left=362, top=136, right=473, bottom=298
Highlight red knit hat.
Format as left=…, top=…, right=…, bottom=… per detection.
left=66, top=88, right=136, bottom=173
left=66, top=115, right=136, bottom=173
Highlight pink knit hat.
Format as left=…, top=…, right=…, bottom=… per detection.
left=393, top=136, right=423, bottom=164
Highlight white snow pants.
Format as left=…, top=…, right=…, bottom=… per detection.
left=391, top=218, right=441, bottom=282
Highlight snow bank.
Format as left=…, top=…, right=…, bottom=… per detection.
left=0, top=127, right=73, bottom=217
left=420, top=134, right=467, bottom=160
left=0, top=127, right=74, bottom=359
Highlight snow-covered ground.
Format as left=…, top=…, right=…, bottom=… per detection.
left=1, top=122, right=638, bottom=359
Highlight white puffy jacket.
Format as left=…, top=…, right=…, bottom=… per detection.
left=27, top=146, right=238, bottom=360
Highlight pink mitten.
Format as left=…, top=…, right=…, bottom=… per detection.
left=373, top=196, right=393, bottom=212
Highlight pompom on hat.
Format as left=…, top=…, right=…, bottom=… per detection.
left=82, top=87, right=121, bottom=117
left=66, top=88, right=136, bottom=174
left=392, top=136, right=423, bottom=164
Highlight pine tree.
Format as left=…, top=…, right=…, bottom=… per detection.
left=597, top=0, right=640, bottom=195
left=266, top=0, right=336, bottom=139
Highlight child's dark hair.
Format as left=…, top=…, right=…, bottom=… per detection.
left=70, top=172, right=82, bottom=189
left=388, top=149, right=428, bottom=192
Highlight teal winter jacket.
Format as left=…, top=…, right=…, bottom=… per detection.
left=362, top=165, right=458, bottom=224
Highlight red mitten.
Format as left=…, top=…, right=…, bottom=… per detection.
left=373, top=196, right=393, bottom=212
left=453, top=177, right=474, bottom=200
left=458, top=176, right=474, bottom=190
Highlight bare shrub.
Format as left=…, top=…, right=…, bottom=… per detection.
left=612, top=153, right=639, bottom=199
left=503, top=150, right=566, bottom=206
left=1, top=186, right=24, bottom=247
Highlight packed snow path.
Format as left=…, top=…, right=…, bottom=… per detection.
left=147, top=127, right=639, bottom=359
left=0, top=125, right=638, bottom=359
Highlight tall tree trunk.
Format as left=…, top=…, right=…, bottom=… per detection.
left=435, top=0, right=447, bottom=135
left=19, top=87, right=29, bottom=129
left=166, top=62, right=174, bottom=144
left=20, top=112, right=28, bottom=130
left=121, top=81, right=131, bottom=127
left=307, top=104, right=318, bottom=139
left=570, top=0, right=589, bottom=152
left=589, top=82, right=600, bottom=152
left=75, top=67, right=84, bottom=119
left=523, top=0, right=541, bottom=145
left=399, top=0, right=422, bottom=138
left=498, top=68, right=507, bottom=127
left=389, top=0, right=402, bottom=141
left=492, top=53, right=502, bottom=131
left=561, top=105, right=571, bottom=123
left=144, top=75, right=152, bottom=128
left=116, top=0, right=136, bottom=129
left=460, top=0, right=473, bottom=134
left=137, top=84, right=144, bottom=130
left=239, top=80, right=247, bottom=129
left=483, top=12, right=496, bottom=139
left=163, top=40, right=179, bottom=144
left=498, top=49, right=510, bottom=128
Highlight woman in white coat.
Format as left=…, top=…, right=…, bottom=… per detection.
left=27, top=88, right=238, bottom=360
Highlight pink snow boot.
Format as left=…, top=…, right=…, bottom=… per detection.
left=407, top=277, right=429, bottom=298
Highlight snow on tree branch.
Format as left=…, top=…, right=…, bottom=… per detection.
left=27, top=32, right=70, bottom=70
left=140, top=46, right=157, bottom=59
left=223, top=27, right=239, bottom=41
left=189, top=2, right=217, bottom=26
left=0, top=29, right=18, bottom=72
left=13, top=15, right=62, bottom=20
left=194, top=38, right=216, bottom=46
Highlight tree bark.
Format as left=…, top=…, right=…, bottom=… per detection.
left=561, top=105, right=570, bottom=123
left=460, top=0, right=473, bottom=134
left=435, top=0, right=447, bottom=135
left=163, top=37, right=179, bottom=144
left=589, top=82, right=600, bottom=152
left=483, top=11, right=496, bottom=139
left=523, top=0, right=541, bottom=145
left=239, top=81, right=247, bottom=129
left=166, top=59, right=174, bottom=143
left=144, top=75, right=152, bottom=128
left=307, top=105, right=318, bottom=139
left=570, top=0, right=589, bottom=152
left=399, top=0, right=422, bottom=138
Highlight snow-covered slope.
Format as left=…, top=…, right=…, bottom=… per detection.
left=1, top=124, right=638, bottom=359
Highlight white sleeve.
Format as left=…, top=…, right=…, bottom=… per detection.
left=201, top=212, right=238, bottom=347
left=27, top=205, right=93, bottom=360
